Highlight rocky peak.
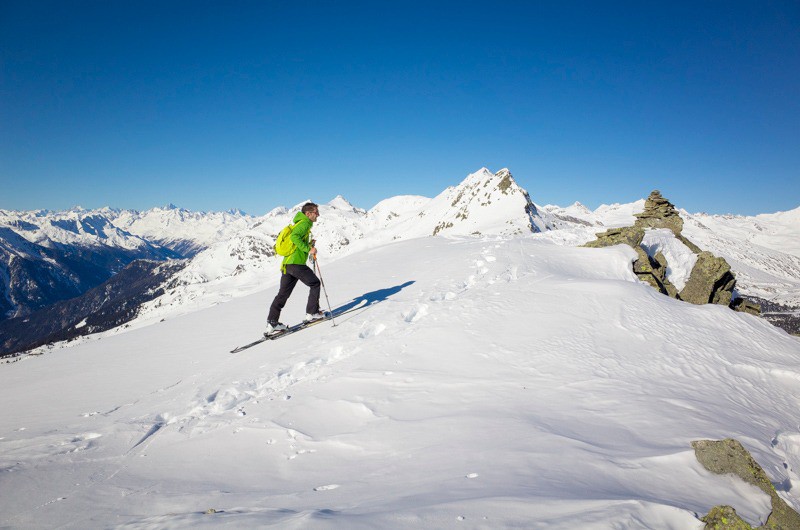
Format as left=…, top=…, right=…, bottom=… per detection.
left=494, top=168, right=515, bottom=194
left=424, top=168, right=547, bottom=236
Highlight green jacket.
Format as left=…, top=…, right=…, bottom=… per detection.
left=281, top=211, right=313, bottom=272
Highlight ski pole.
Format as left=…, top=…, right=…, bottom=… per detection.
left=314, top=256, right=336, bottom=327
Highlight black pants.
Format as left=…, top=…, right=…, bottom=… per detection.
left=268, top=264, right=321, bottom=322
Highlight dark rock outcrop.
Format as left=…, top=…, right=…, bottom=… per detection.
left=692, top=438, right=800, bottom=529
left=0, top=226, right=180, bottom=320
left=680, top=252, right=736, bottom=306
left=740, top=297, right=799, bottom=332
left=700, top=505, right=754, bottom=529
left=631, top=247, right=680, bottom=298
left=0, top=259, right=186, bottom=357
left=583, top=226, right=645, bottom=249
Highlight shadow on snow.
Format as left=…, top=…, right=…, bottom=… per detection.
left=331, top=281, right=416, bottom=315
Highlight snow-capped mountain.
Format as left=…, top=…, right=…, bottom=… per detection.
left=377, top=167, right=548, bottom=238
left=0, top=168, right=544, bottom=352
left=110, top=204, right=251, bottom=257
left=541, top=199, right=647, bottom=229
left=128, top=168, right=550, bottom=325
left=0, top=207, right=166, bottom=251
left=0, top=208, right=179, bottom=319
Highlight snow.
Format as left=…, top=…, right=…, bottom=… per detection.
left=545, top=199, right=646, bottom=228
left=112, top=206, right=252, bottom=256
left=2, top=168, right=800, bottom=526
left=641, top=229, right=698, bottom=291
left=535, top=199, right=800, bottom=307
left=4, top=169, right=798, bottom=314
left=2, top=235, right=799, bottom=528
left=682, top=208, right=800, bottom=306
left=113, top=169, right=552, bottom=326
left=327, top=195, right=363, bottom=213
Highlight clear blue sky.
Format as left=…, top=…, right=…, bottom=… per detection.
left=1, top=1, right=798, bottom=216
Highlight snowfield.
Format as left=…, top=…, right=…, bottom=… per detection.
left=2, top=235, right=799, bottom=528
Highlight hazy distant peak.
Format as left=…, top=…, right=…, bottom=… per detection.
left=263, top=206, right=289, bottom=218
left=327, top=195, right=356, bottom=210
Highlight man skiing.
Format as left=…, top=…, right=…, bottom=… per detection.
left=265, top=202, right=326, bottom=336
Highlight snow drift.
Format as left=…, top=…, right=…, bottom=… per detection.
left=1, top=235, right=799, bottom=528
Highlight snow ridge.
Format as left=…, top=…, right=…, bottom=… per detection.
left=1, top=236, right=798, bottom=528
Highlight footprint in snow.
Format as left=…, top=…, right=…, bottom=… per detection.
left=359, top=323, right=386, bottom=339
left=402, top=304, right=428, bottom=323
left=289, top=449, right=316, bottom=460
left=71, top=433, right=102, bottom=443
left=429, top=291, right=457, bottom=302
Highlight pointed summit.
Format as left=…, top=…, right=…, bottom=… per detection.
left=328, top=195, right=355, bottom=210
left=421, top=167, right=549, bottom=236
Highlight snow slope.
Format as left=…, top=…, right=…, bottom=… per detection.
left=2, top=235, right=799, bottom=528
left=682, top=208, right=800, bottom=306
left=122, top=168, right=547, bottom=326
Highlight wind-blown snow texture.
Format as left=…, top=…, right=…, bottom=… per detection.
left=2, top=236, right=799, bottom=528
left=1, top=168, right=800, bottom=528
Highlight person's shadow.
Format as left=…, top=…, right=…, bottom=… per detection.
left=332, top=281, right=415, bottom=315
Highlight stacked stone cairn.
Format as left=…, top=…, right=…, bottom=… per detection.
left=583, top=191, right=760, bottom=315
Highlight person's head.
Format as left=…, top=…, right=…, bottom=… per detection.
left=302, top=202, right=320, bottom=222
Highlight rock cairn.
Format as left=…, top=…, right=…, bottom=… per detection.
left=633, top=190, right=684, bottom=235
left=582, top=190, right=760, bottom=315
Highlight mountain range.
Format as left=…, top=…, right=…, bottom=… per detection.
left=1, top=170, right=799, bottom=527
left=1, top=168, right=799, bottom=357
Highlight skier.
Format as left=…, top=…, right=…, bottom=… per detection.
left=265, top=202, right=326, bottom=335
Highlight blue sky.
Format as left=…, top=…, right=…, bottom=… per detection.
left=1, top=1, right=798, bottom=216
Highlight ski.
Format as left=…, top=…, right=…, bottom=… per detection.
left=230, top=337, right=269, bottom=353
left=229, top=301, right=369, bottom=353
